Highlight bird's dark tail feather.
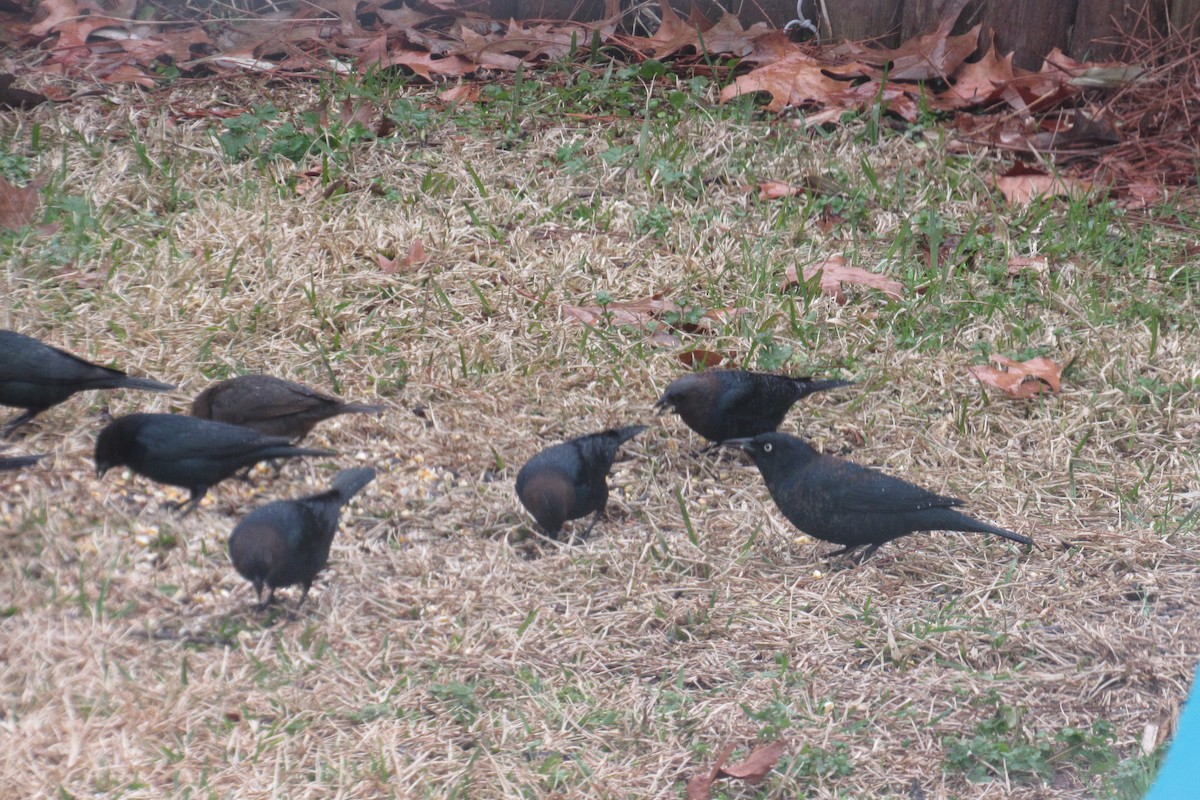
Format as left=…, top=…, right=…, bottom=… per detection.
left=104, top=375, right=176, bottom=393
left=331, top=467, right=376, bottom=500
left=0, top=453, right=44, bottom=471
left=793, top=378, right=854, bottom=398
left=339, top=402, right=384, bottom=416
left=267, top=446, right=337, bottom=461
left=956, top=513, right=1033, bottom=546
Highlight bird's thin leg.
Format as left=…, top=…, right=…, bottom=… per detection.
left=574, top=511, right=603, bottom=544
left=176, top=489, right=207, bottom=516
left=854, top=544, right=881, bottom=563
left=1, top=410, right=34, bottom=439
left=288, top=584, right=312, bottom=621
left=253, top=581, right=267, bottom=610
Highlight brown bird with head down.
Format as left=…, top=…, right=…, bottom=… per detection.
left=516, top=425, right=647, bottom=541
left=191, top=374, right=382, bottom=442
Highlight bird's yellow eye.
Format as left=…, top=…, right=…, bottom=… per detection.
left=763, top=443, right=773, bottom=452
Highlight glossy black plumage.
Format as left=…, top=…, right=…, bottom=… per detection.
left=515, top=425, right=647, bottom=540
left=94, top=413, right=335, bottom=514
left=191, top=374, right=382, bottom=441
left=0, top=329, right=174, bottom=437
left=655, top=370, right=852, bottom=444
left=727, top=432, right=1033, bottom=560
left=0, top=453, right=43, bottom=471
left=229, top=467, right=375, bottom=608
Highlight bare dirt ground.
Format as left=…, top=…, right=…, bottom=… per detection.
left=1, top=75, right=1198, bottom=798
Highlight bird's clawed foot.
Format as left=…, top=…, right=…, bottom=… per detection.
left=822, top=543, right=880, bottom=565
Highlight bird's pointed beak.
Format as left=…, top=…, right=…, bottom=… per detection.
left=95, top=463, right=109, bottom=478
left=721, top=438, right=754, bottom=452
left=654, top=397, right=671, bottom=415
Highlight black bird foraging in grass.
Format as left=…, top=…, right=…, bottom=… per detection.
left=229, top=467, right=375, bottom=610
left=516, top=425, right=647, bottom=541
left=94, top=413, right=336, bottom=515
left=191, top=374, right=383, bottom=442
left=655, top=370, right=853, bottom=445
left=725, top=432, right=1033, bottom=560
left=0, top=453, right=43, bottom=471
left=0, top=329, right=174, bottom=438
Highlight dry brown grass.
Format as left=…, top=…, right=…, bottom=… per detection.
left=1, top=71, right=1198, bottom=799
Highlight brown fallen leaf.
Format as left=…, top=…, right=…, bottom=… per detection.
left=677, top=349, right=734, bottom=369
left=1006, top=256, right=1050, bottom=277
left=439, top=84, right=481, bottom=104
left=618, top=0, right=707, bottom=60
left=757, top=180, right=803, bottom=200
left=562, top=295, right=680, bottom=327
left=969, top=354, right=1063, bottom=398
left=839, top=0, right=978, bottom=80
left=561, top=296, right=745, bottom=332
left=928, top=40, right=1014, bottom=110
left=782, top=256, right=904, bottom=304
left=719, top=740, right=786, bottom=782
left=685, top=743, right=733, bottom=800
left=994, top=163, right=1094, bottom=204
left=687, top=741, right=786, bottom=800
left=719, top=51, right=850, bottom=112
left=0, top=173, right=48, bottom=230
left=379, top=240, right=428, bottom=274
left=383, top=50, right=474, bottom=81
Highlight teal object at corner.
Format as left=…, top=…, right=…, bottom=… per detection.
left=1144, top=664, right=1200, bottom=799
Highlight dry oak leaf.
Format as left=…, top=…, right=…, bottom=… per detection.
left=994, top=163, right=1094, bottom=204
left=1006, top=256, right=1049, bottom=277
left=0, top=173, right=48, bottom=230
left=928, top=40, right=1014, bottom=110
left=561, top=295, right=681, bottom=327
left=383, top=50, right=474, bottom=81
left=689, top=12, right=770, bottom=57
left=839, top=0, right=978, bottom=81
left=720, top=51, right=849, bottom=112
left=677, top=349, right=733, bottom=369
left=782, top=256, right=904, bottom=303
left=687, top=741, right=786, bottom=800
left=561, top=296, right=744, bottom=331
left=439, top=83, right=481, bottom=104
left=969, top=355, right=1062, bottom=398
left=757, top=180, right=803, bottom=200
left=379, top=240, right=428, bottom=274
left=617, top=0, right=707, bottom=59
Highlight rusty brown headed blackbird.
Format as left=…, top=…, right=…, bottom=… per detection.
left=0, top=329, right=174, bottom=438
left=516, top=425, right=647, bottom=541
left=191, top=374, right=382, bottom=442
left=655, top=370, right=852, bottom=444
left=94, top=413, right=335, bottom=515
left=726, top=432, right=1033, bottom=560
left=229, top=466, right=375, bottom=609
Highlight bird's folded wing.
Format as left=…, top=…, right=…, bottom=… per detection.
left=834, top=469, right=965, bottom=514
left=146, top=424, right=291, bottom=460
left=224, top=385, right=334, bottom=421
left=0, top=345, right=120, bottom=385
